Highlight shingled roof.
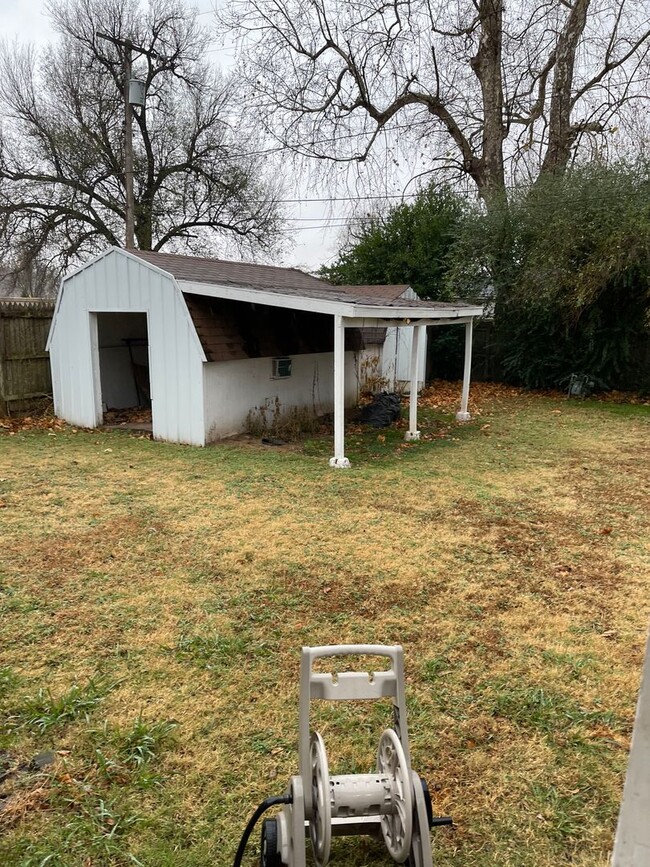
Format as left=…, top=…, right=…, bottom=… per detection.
left=130, top=250, right=415, bottom=306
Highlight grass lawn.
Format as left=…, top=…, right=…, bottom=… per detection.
left=0, top=382, right=649, bottom=867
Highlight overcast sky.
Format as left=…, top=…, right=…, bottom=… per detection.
left=0, top=0, right=367, bottom=272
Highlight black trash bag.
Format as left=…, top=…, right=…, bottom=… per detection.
left=359, top=392, right=402, bottom=428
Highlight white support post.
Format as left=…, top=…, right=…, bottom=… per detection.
left=405, top=325, right=423, bottom=441
left=329, top=314, right=351, bottom=468
left=456, top=318, right=474, bottom=421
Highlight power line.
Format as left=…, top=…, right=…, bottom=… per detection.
left=283, top=216, right=365, bottom=222
left=277, top=193, right=419, bottom=204
left=291, top=224, right=350, bottom=231
left=233, top=119, right=432, bottom=159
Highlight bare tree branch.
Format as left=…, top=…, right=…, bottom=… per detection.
left=0, top=0, right=286, bottom=278
left=221, top=0, right=650, bottom=204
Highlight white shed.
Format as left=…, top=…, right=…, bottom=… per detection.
left=47, top=247, right=483, bottom=465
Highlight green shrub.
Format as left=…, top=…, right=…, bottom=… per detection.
left=448, top=161, right=650, bottom=389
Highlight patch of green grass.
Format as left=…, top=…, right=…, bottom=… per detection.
left=115, top=716, right=178, bottom=768
left=0, top=666, right=20, bottom=747
left=581, top=400, right=649, bottom=418
left=173, top=632, right=271, bottom=673
left=11, top=793, right=144, bottom=867
left=84, top=715, right=178, bottom=791
left=539, top=648, right=596, bottom=679
left=19, top=676, right=115, bottom=733
left=0, top=665, right=19, bottom=700
left=486, top=683, right=620, bottom=734
left=64, top=795, right=142, bottom=863
left=528, top=779, right=615, bottom=850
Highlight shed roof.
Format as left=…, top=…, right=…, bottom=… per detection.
left=55, top=247, right=483, bottom=333
left=128, top=250, right=480, bottom=319
left=132, top=250, right=412, bottom=306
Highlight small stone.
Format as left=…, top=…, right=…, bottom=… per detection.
left=29, top=749, right=56, bottom=770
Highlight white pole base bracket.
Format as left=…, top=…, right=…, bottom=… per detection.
left=455, top=411, right=471, bottom=422
left=404, top=430, right=421, bottom=441
left=329, top=457, right=351, bottom=469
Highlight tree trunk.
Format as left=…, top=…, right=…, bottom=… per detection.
left=471, top=0, right=507, bottom=204
left=542, top=0, right=591, bottom=175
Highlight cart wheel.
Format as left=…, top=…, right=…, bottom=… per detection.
left=376, top=729, right=413, bottom=862
left=260, top=817, right=281, bottom=867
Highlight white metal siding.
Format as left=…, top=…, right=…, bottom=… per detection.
left=378, top=290, right=428, bottom=391
left=203, top=351, right=359, bottom=440
left=49, top=249, right=206, bottom=445
left=382, top=326, right=428, bottom=391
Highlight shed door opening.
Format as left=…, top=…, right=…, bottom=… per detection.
left=96, top=312, right=151, bottom=425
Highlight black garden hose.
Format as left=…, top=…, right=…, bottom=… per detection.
left=232, top=794, right=293, bottom=867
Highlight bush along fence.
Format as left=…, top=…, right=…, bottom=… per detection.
left=0, top=298, right=55, bottom=415
left=427, top=319, right=650, bottom=393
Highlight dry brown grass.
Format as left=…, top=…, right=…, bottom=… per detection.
left=0, top=383, right=649, bottom=866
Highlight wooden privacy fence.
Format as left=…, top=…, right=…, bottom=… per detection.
left=0, top=298, right=55, bottom=415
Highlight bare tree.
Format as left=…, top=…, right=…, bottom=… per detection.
left=221, top=0, right=650, bottom=205
left=0, top=258, right=59, bottom=298
left=0, top=0, right=285, bottom=277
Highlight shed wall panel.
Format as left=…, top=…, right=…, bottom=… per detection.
left=203, top=351, right=358, bottom=440
left=382, top=326, right=427, bottom=391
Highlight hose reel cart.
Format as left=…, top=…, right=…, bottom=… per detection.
left=236, top=644, right=451, bottom=867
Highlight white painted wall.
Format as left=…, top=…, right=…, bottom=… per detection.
left=203, top=351, right=359, bottom=440
left=48, top=249, right=206, bottom=445
left=375, top=290, right=427, bottom=392
left=382, top=326, right=428, bottom=392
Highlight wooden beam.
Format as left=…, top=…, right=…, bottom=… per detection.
left=342, top=316, right=475, bottom=328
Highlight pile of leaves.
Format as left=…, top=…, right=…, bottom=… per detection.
left=0, top=414, right=66, bottom=435
left=417, top=379, right=532, bottom=415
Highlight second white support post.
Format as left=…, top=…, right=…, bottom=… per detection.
left=456, top=318, right=474, bottom=421
left=405, top=325, right=424, bottom=441
left=329, top=314, right=351, bottom=468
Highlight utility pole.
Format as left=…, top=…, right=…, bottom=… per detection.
left=123, top=41, right=135, bottom=249
left=97, top=32, right=160, bottom=250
